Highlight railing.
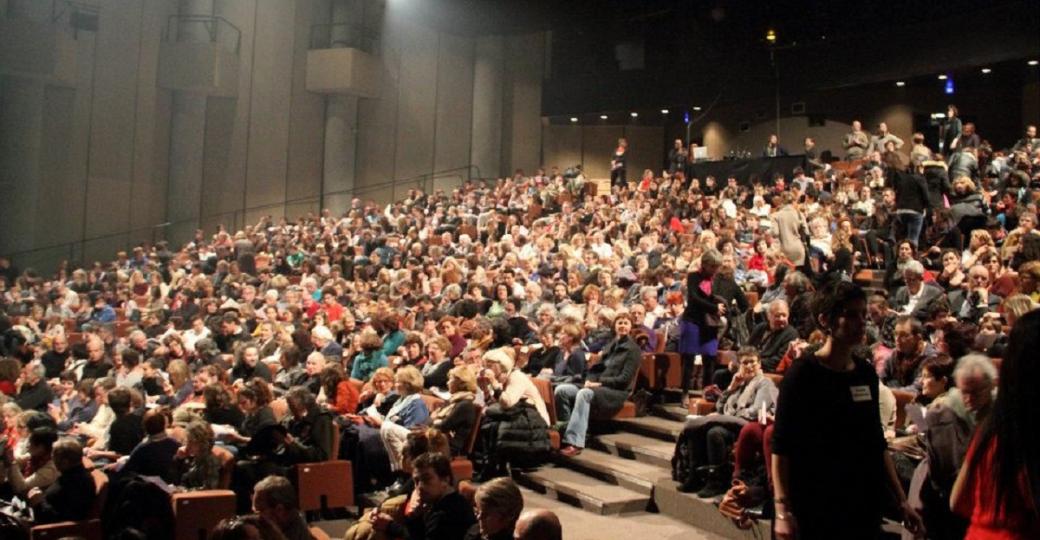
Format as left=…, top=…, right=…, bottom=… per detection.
left=1, top=165, right=482, bottom=271
left=309, top=22, right=379, bottom=53
left=163, top=14, right=242, bottom=55
left=2, top=0, right=99, bottom=37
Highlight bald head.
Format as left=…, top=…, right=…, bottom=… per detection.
left=514, top=509, right=561, bottom=540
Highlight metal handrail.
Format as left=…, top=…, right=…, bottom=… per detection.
left=309, top=22, right=379, bottom=53
left=2, top=165, right=483, bottom=265
left=50, top=0, right=98, bottom=22
left=164, top=14, right=242, bottom=55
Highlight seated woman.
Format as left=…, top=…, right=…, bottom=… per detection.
left=420, top=336, right=454, bottom=391
left=554, top=314, right=641, bottom=457
left=675, top=347, right=777, bottom=497
left=339, top=367, right=403, bottom=492
left=116, top=408, right=180, bottom=482
left=174, top=420, right=222, bottom=490
left=203, top=383, right=244, bottom=428
left=476, top=347, right=552, bottom=478
left=378, top=366, right=432, bottom=491
left=319, top=364, right=359, bottom=416
left=2, top=427, right=59, bottom=498
left=542, top=323, right=586, bottom=384
left=232, top=385, right=334, bottom=512
left=272, top=345, right=308, bottom=395
left=523, top=326, right=563, bottom=377
left=429, top=365, right=479, bottom=457
left=351, top=330, right=389, bottom=382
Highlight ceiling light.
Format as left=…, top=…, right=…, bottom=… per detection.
left=980, top=68, right=991, bottom=74
left=693, top=106, right=702, bottom=111
left=1029, top=60, right=1039, bottom=66
left=765, top=29, right=776, bottom=44
left=937, top=74, right=947, bottom=80
left=600, top=115, right=608, bottom=120
left=630, top=112, right=638, bottom=118
left=660, top=109, right=669, bottom=114
left=895, top=81, right=905, bottom=87
left=570, top=117, right=578, bottom=123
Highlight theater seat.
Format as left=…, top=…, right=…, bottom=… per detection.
left=420, top=394, right=446, bottom=413
left=31, top=519, right=102, bottom=540
left=530, top=378, right=560, bottom=450
left=212, top=445, right=235, bottom=489
left=450, top=406, right=484, bottom=483
left=891, top=389, right=915, bottom=430
left=765, top=373, right=784, bottom=387
left=172, top=490, right=236, bottom=540
left=297, top=461, right=355, bottom=512
left=612, top=400, right=636, bottom=419
left=688, top=398, right=715, bottom=416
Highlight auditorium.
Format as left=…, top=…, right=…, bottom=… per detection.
left=1, top=0, right=1039, bottom=538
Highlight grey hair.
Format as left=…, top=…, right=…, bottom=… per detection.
left=954, top=354, right=998, bottom=386
left=902, top=260, right=925, bottom=277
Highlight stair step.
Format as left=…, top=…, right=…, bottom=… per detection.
left=515, top=465, right=652, bottom=515
left=653, top=477, right=771, bottom=539
left=652, top=403, right=694, bottom=422
left=613, top=414, right=684, bottom=442
left=555, top=448, right=664, bottom=496
left=589, top=432, right=675, bottom=469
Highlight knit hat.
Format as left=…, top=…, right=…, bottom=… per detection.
left=482, top=347, right=515, bottom=372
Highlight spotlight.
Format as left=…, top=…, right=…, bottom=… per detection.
left=693, top=106, right=702, bottom=111
left=895, top=81, right=906, bottom=87
left=660, top=109, right=669, bottom=114
left=630, top=112, right=638, bottom=118
left=570, top=117, right=578, bottom=123
left=600, top=114, right=608, bottom=120
left=765, top=29, right=776, bottom=44
left=980, top=68, right=991, bottom=74
left=1029, top=60, right=1039, bottom=66
left=937, top=74, right=947, bottom=80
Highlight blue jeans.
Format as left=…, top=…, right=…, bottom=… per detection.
left=554, top=383, right=594, bottom=448
left=894, top=211, right=924, bottom=249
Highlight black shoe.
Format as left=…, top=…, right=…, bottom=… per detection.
left=631, top=389, right=653, bottom=417
left=696, top=465, right=732, bottom=499
left=676, top=465, right=709, bottom=493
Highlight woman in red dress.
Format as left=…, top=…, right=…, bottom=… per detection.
left=951, top=309, right=1040, bottom=539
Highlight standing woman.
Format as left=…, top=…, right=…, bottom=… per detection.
left=679, top=249, right=726, bottom=407
left=610, top=138, right=628, bottom=190
left=771, top=280, right=924, bottom=539
left=951, top=309, right=1040, bottom=538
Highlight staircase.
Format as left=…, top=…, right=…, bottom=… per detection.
left=513, top=404, right=771, bottom=539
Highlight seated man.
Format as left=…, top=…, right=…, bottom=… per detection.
left=467, top=478, right=524, bottom=540
left=251, top=475, right=313, bottom=540
left=881, top=316, right=937, bottom=394
left=30, top=438, right=96, bottom=524
left=515, top=510, right=562, bottom=540
left=372, top=452, right=476, bottom=540
left=948, top=265, right=1002, bottom=321
left=891, top=261, right=944, bottom=320
left=747, top=299, right=798, bottom=373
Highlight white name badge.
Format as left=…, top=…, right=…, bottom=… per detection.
left=850, top=385, right=872, bottom=402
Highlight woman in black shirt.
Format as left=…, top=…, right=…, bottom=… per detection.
left=771, top=280, right=924, bottom=539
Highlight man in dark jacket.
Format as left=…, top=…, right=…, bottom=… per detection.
left=748, top=300, right=798, bottom=373
left=887, top=153, right=932, bottom=249
left=15, top=362, right=54, bottom=412
left=378, top=452, right=476, bottom=540
left=30, top=438, right=96, bottom=524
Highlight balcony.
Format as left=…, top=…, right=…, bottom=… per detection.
left=0, top=0, right=97, bottom=86
left=305, top=22, right=381, bottom=98
left=157, top=15, right=240, bottom=97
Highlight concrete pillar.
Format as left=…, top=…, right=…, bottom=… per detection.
left=471, top=35, right=504, bottom=179
left=0, top=79, right=45, bottom=255
left=323, top=0, right=359, bottom=210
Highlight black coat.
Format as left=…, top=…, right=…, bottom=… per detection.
left=587, top=336, right=641, bottom=415
left=33, top=464, right=96, bottom=524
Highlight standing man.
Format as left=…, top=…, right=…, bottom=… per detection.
left=940, top=105, right=962, bottom=157
left=843, top=120, right=870, bottom=160
left=668, top=138, right=688, bottom=174
left=771, top=192, right=808, bottom=268
left=870, top=122, right=904, bottom=154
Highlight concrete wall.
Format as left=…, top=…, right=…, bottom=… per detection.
left=1, top=0, right=545, bottom=272
left=541, top=124, right=665, bottom=180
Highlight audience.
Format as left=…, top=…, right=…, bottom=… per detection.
left=0, top=115, right=1036, bottom=538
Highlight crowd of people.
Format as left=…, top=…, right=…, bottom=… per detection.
left=0, top=113, right=1038, bottom=539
